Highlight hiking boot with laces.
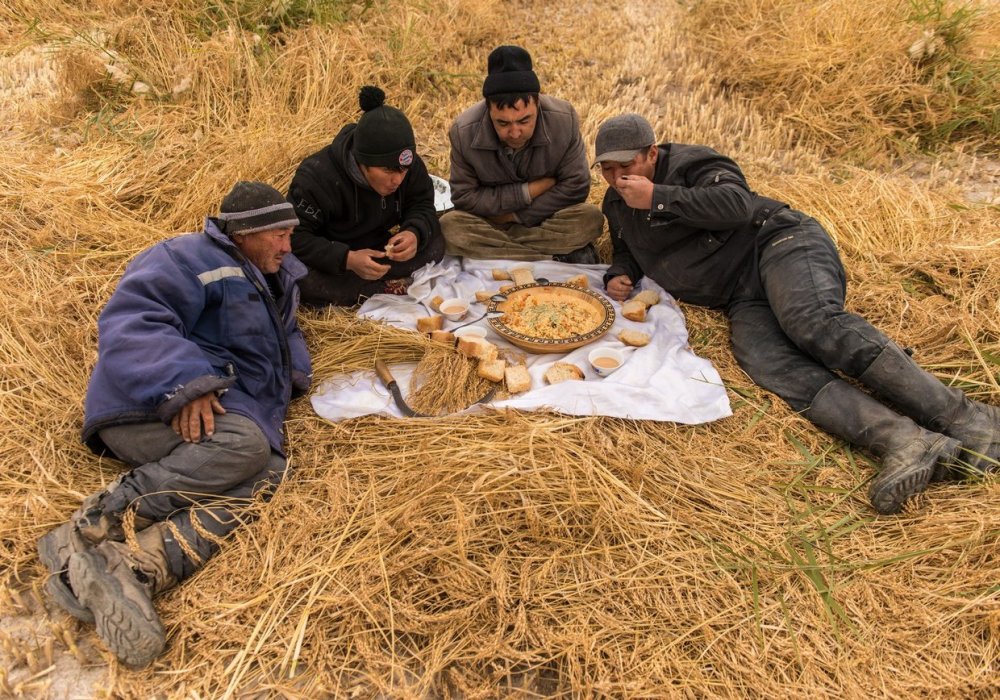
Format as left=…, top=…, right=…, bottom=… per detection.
left=68, top=523, right=177, bottom=669
left=37, top=482, right=125, bottom=622
left=37, top=522, right=95, bottom=622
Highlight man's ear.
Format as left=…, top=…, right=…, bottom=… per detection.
left=648, top=144, right=658, bottom=164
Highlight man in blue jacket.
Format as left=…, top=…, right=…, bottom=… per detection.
left=595, top=113, right=998, bottom=515
left=38, top=181, right=312, bottom=668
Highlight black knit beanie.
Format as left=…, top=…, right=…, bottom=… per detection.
left=218, top=181, right=299, bottom=235
left=353, top=86, right=416, bottom=169
left=482, top=45, right=540, bottom=98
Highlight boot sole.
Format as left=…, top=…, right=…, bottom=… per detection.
left=869, top=435, right=961, bottom=515
left=37, top=528, right=95, bottom=623
left=68, top=549, right=166, bottom=669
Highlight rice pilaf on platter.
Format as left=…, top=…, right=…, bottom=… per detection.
left=502, top=292, right=599, bottom=339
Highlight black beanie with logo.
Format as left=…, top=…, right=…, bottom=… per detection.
left=352, top=85, right=416, bottom=169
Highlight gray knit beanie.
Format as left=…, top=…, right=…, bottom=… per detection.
left=218, top=181, right=299, bottom=235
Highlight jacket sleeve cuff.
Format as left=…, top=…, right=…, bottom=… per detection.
left=156, top=374, right=236, bottom=423
left=649, top=186, right=672, bottom=218
left=603, top=267, right=626, bottom=287
left=292, top=370, right=312, bottom=397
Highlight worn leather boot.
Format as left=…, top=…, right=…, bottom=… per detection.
left=38, top=521, right=96, bottom=622
left=68, top=522, right=178, bottom=669
left=859, top=343, right=1000, bottom=476
left=805, top=379, right=962, bottom=515
left=38, top=481, right=123, bottom=622
left=75, top=505, right=127, bottom=545
left=38, top=479, right=151, bottom=622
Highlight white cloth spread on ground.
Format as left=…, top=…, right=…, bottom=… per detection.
left=310, top=256, right=732, bottom=424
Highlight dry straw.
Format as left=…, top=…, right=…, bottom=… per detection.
left=682, top=0, right=1000, bottom=162
left=1, top=0, right=997, bottom=697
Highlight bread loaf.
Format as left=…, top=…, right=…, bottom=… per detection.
left=504, top=364, right=532, bottom=393
left=565, top=274, right=589, bottom=289
left=544, top=362, right=584, bottom=384
left=429, top=295, right=444, bottom=311
left=492, top=268, right=511, bottom=280
left=510, top=267, right=535, bottom=286
left=429, top=330, right=456, bottom=345
left=475, top=289, right=494, bottom=303
left=634, top=289, right=660, bottom=307
left=477, top=358, right=506, bottom=383
left=416, top=315, right=444, bottom=333
left=457, top=337, right=498, bottom=361
left=621, top=299, right=647, bottom=322
left=619, top=329, right=650, bottom=347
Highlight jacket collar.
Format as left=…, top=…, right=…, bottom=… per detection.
left=203, top=217, right=307, bottom=284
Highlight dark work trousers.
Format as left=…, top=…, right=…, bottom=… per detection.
left=97, top=414, right=287, bottom=580
left=299, top=228, right=446, bottom=306
left=728, top=208, right=892, bottom=412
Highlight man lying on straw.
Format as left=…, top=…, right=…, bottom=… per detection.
left=288, top=85, right=445, bottom=305
left=38, top=182, right=312, bottom=668
left=594, top=113, right=999, bottom=515
left=440, top=44, right=604, bottom=263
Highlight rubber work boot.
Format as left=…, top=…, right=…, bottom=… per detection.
left=804, top=379, right=962, bottom=515
left=859, top=343, right=1000, bottom=477
left=68, top=522, right=177, bottom=669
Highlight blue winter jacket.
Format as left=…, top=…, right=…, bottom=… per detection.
left=82, top=220, right=312, bottom=456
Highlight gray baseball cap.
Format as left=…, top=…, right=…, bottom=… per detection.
left=594, top=113, right=656, bottom=163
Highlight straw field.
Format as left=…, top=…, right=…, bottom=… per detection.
left=2, top=0, right=998, bottom=697
left=681, top=0, right=1000, bottom=162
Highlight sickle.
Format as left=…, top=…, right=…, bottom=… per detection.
left=375, top=359, right=497, bottom=417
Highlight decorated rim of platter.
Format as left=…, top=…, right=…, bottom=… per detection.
left=486, top=282, right=616, bottom=346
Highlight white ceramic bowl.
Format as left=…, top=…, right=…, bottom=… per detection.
left=439, top=298, right=469, bottom=322
left=454, top=326, right=487, bottom=339
left=588, top=347, right=625, bottom=377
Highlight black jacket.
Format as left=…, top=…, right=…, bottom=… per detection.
left=602, top=143, right=785, bottom=309
left=287, top=124, right=441, bottom=276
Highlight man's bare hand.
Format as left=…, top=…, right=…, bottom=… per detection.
left=528, top=176, right=557, bottom=199
left=346, top=249, right=392, bottom=280
left=615, top=175, right=654, bottom=210
left=172, top=392, right=226, bottom=443
left=606, top=274, right=634, bottom=302
left=385, top=230, right=417, bottom=262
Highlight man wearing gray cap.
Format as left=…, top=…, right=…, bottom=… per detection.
left=37, top=181, right=312, bottom=668
left=595, top=113, right=998, bottom=515
left=441, top=45, right=604, bottom=263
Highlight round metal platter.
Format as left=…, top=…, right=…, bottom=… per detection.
left=487, top=283, right=616, bottom=354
